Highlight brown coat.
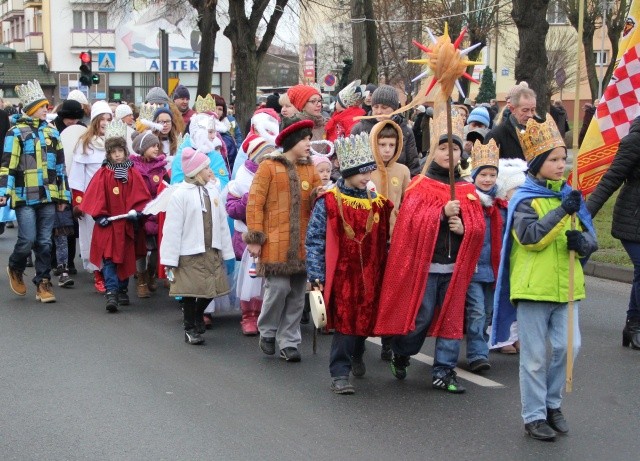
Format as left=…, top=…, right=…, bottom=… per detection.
left=244, top=153, right=321, bottom=276
left=369, top=120, right=411, bottom=234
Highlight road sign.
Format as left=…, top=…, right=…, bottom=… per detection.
left=168, top=78, right=180, bottom=97
left=98, top=52, right=116, bottom=72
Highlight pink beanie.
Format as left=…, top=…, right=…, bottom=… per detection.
left=312, top=155, right=331, bottom=168
left=182, top=147, right=210, bottom=178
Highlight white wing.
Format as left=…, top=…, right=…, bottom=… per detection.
left=142, top=182, right=178, bottom=215
left=60, top=124, right=88, bottom=175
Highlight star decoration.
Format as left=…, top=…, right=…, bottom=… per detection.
left=408, top=24, right=483, bottom=99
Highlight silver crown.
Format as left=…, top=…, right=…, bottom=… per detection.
left=335, top=133, right=375, bottom=173
left=105, top=119, right=128, bottom=140
left=337, top=79, right=364, bottom=108
left=138, top=103, right=159, bottom=122
left=15, top=80, right=46, bottom=107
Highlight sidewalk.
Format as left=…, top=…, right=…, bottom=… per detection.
left=584, top=261, right=633, bottom=284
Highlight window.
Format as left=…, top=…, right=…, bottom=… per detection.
left=73, top=11, right=83, bottom=29
left=594, top=51, right=608, bottom=66
left=73, top=10, right=109, bottom=31
left=98, top=12, right=108, bottom=30
left=547, top=1, right=568, bottom=25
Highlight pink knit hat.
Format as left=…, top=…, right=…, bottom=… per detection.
left=182, top=147, right=210, bottom=178
left=312, top=155, right=331, bottom=168
left=287, top=85, right=321, bottom=111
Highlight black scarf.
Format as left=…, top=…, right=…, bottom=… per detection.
left=104, top=159, right=134, bottom=183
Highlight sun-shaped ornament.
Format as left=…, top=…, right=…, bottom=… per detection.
left=409, top=24, right=483, bottom=100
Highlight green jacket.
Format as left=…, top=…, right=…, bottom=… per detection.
left=509, top=190, right=596, bottom=303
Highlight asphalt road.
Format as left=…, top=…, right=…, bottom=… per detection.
left=0, top=226, right=638, bottom=461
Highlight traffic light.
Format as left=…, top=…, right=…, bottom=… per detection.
left=92, top=74, right=100, bottom=85
left=79, top=51, right=92, bottom=87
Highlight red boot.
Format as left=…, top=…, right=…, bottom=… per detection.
left=94, top=270, right=106, bottom=294
left=240, top=300, right=259, bottom=336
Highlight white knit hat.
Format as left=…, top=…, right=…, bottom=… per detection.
left=90, top=100, right=112, bottom=121
left=115, top=104, right=133, bottom=121
left=496, top=158, right=528, bottom=200
left=67, top=89, right=89, bottom=105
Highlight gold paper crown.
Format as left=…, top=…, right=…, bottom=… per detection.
left=471, top=139, right=499, bottom=171
left=15, top=80, right=46, bottom=107
left=516, top=114, right=566, bottom=162
left=104, top=119, right=128, bottom=141
left=335, top=132, right=376, bottom=174
left=429, top=107, right=465, bottom=148
left=138, top=103, right=159, bottom=122
left=194, top=94, right=217, bottom=113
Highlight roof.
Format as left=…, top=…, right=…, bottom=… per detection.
left=0, top=51, right=56, bottom=87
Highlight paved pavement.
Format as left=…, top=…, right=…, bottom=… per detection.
left=0, top=226, right=638, bottom=460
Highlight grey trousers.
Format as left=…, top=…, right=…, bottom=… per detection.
left=258, top=273, right=307, bottom=350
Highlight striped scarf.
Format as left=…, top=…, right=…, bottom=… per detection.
left=104, top=159, right=134, bottom=183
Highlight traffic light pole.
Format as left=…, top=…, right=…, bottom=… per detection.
left=159, top=29, right=169, bottom=94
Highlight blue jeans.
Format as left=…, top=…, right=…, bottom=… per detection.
left=517, top=300, right=581, bottom=424
left=329, top=332, right=366, bottom=377
left=9, top=204, right=55, bottom=284
left=465, top=281, right=493, bottom=363
left=102, top=259, right=129, bottom=293
left=391, top=272, right=461, bottom=378
left=621, top=240, right=640, bottom=320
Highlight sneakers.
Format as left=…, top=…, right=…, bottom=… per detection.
left=330, top=376, right=355, bottom=395
left=93, top=271, right=106, bottom=294
left=184, top=329, right=204, bottom=345
left=525, top=419, right=557, bottom=441
left=259, top=336, right=276, bottom=355
left=546, top=408, right=569, bottom=434
left=7, top=266, right=26, bottom=296
left=35, top=279, right=56, bottom=303
left=351, top=356, right=366, bottom=377
left=105, top=292, right=118, bottom=313
left=432, top=369, right=466, bottom=394
left=469, top=358, right=491, bottom=373
left=117, top=290, right=130, bottom=306
left=390, top=354, right=410, bottom=380
left=57, top=265, right=74, bottom=288
left=280, top=347, right=301, bottom=362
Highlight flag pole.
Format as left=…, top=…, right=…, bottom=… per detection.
left=446, top=97, right=456, bottom=200
left=566, top=0, right=585, bottom=394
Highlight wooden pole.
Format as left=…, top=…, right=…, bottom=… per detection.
left=446, top=98, right=456, bottom=200
left=566, top=0, right=586, bottom=394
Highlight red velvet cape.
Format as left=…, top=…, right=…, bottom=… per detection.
left=325, top=106, right=366, bottom=142
left=487, top=198, right=507, bottom=284
left=81, top=167, right=151, bottom=280
left=373, top=175, right=485, bottom=339
left=322, top=189, right=393, bottom=336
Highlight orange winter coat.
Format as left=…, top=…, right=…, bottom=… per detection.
left=244, top=153, right=321, bottom=276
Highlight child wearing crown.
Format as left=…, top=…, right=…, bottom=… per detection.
left=80, top=121, right=151, bottom=313
left=463, top=139, right=507, bottom=373
left=306, top=133, right=393, bottom=395
left=491, top=115, right=597, bottom=441
left=372, top=108, right=485, bottom=394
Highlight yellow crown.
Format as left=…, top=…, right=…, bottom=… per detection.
left=15, top=79, right=46, bottom=107
left=138, top=103, right=159, bottom=122
left=471, top=139, right=499, bottom=171
left=429, top=106, right=465, bottom=148
left=517, top=114, right=566, bottom=162
left=104, top=119, right=128, bottom=140
left=194, top=94, right=217, bottom=113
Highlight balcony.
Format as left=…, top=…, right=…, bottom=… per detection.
left=0, top=0, right=25, bottom=21
left=24, top=0, right=42, bottom=7
left=71, top=29, right=115, bottom=49
left=24, top=31, right=42, bottom=51
left=5, top=38, right=25, bottom=52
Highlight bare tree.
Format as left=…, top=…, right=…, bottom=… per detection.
left=605, top=0, right=632, bottom=90
left=504, top=27, right=587, bottom=102
left=223, top=0, right=290, bottom=132
left=350, top=0, right=378, bottom=83
left=511, top=0, right=551, bottom=115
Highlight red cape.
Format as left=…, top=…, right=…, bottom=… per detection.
left=325, top=106, right=366, bottom=142
left=373, top=175, right=485, bottom=339
left=81, top=167, right=151, bottom=280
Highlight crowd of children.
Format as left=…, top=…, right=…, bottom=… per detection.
left=1, top=79, right=601, bottom=443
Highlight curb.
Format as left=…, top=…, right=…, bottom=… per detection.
left=584, top=261, right=634, bottom=284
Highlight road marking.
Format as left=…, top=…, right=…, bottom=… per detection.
left=366, top=337, right=505, bottom=388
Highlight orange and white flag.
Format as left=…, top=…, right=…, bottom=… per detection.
left=572, top=0, right=640, bottom=194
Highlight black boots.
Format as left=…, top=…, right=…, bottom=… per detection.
left=183, top=298, right=205, bottom=345
left=623, top=318, right=640, bottom=349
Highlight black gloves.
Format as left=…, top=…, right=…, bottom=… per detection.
left=96, top=216, right=110, bottom=227
left=561, top=190, right=582, bottom=215
left=126, top=211, right=143, bottom=222
left=566, top=230, right=588, bottom=254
